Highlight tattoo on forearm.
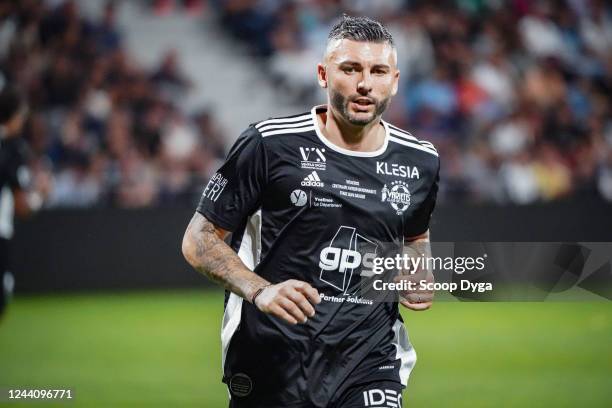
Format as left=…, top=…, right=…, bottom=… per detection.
left=185, top=215, right=268, bottom=300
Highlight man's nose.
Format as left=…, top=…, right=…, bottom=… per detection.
left=357, top=72, right=372, bottom=95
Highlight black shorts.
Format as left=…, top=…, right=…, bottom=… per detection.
left=228, top=380, right=404, bottom=408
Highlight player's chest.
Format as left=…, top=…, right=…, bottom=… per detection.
left=263, top=140, right=432, bottom=225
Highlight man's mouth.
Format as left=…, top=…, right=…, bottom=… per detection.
left=352, top=98, right=374, bottom=106
left=350, top=98, right=375, bottom=112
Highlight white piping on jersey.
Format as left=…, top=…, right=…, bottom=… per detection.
left=388, top=135, right=439, bottom=157
left=386, top=123, right=425, bottom=140
left=396, top=134, right=436, bottom=151
left=221, top=209, right=262, bottom=388
left=258, top=119, right=314, bottom=132
left=420, top=142, right=436, bottom=150
left=261, top=125, right=317, bottom=137
left=255, top=113, right=312, bottom=129
left=310, top=105, right=390, bottom=157
left=386, top=126, right=438, bottom=153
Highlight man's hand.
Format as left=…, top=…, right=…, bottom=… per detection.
left=395, top=272, right=434, bottom=311
left=398, top=230, right=434, bottom=311
left=182, top=213, right=320, bottom=324
left=254, top=280, right=321, bottom=325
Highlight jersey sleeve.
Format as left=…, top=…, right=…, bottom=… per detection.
left=196, top=125, right=267, bottom=232
left=405, top=159, right=440, bottom=238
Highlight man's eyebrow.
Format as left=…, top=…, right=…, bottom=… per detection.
left=371, top=63, right=391, bottom=70
left=337, top=61, right=391, bottom=69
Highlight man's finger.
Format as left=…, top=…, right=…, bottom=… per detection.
left=401, top=292, right=434, bottom=304
left=400, top=299, right=432, bottom=311
left=279, top=297, right=307, bottom=323
left=295, top=283, right=321, bottom=305
left=287, top=291, right=315, bottom=317
left=270, top=304, right=298, bottom=325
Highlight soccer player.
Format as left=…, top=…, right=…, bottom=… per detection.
left=0, top=85, right=46, bottom=319
left=182, top=15, right=439, bottom=408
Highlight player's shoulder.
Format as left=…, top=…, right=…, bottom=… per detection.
left=230, top=111, right=314, bottom=155
left=249, top=110, right=315, bottom=138
left=384, top=121, right=439, bottom=162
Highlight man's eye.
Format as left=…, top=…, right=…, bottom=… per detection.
left=343, top=67, right=355, bottom=74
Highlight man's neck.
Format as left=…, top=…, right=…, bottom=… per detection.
left=316, top=105, right=385, bottom=152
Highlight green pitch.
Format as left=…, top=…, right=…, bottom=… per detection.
left=0, top=290, right=610, bottom=407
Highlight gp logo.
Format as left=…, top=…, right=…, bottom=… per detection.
left=318, top=226, right=378, bottom=294
left=362, top=388, right=402, bottom=407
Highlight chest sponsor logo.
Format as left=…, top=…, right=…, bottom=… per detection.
left=312, top=195, right=341, bottom=208
left=331, top=179, right=377, bottom=200
left=381, top=180, right=411, bottom=215
left=376, top=161, right=420, bottom=179
left=301, top=171, right=324, bottom=187
left=319, top=226, right=378, bottom=294
left=202, top=172, right=228, bottom=202
left=291, top=189, right=341, bottom=208
left=290, top=189, right=308, bottom=207
left=300, top=147, right=326, bottom=170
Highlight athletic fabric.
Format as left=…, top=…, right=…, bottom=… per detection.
left=197, top=105, right=439, bottom=407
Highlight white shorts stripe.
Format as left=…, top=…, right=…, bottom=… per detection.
left=222, top=210, right=262, bottom=384
left=392, top=318, right=417, bottom=387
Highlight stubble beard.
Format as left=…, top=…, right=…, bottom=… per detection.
left=330, top=89, right=390, bottom=126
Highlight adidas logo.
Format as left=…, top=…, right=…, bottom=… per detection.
left=301, top=171, right=324, bottom=187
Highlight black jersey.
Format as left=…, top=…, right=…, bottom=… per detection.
left=197, top=105, right=440, bottom=407
left=0, top=137, right=30, bottom=240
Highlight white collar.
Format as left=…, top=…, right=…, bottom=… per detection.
left=310, top=105, right=389, bottom=157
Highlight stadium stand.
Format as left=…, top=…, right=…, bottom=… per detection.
left=1, top=0, right=611, bottom=207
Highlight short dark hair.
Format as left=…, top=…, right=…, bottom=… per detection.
left=327, top=14, right=394, bottom=47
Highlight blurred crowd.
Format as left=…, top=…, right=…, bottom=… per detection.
left=218, top=0, right=612, bottom=204
left=1, top=0, right=612, bottom=208
left=0, top=0, right=226, bottom=208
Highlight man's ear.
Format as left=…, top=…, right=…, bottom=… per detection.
left=317, top=63, right=328, bottom=89
left=391, top=69, right=400, bottom=96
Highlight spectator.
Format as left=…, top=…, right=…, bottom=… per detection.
left=2, top=0, right=612, bottom=207
left=0, top=0, right=223, bottom=208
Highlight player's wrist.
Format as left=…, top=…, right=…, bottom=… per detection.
left=250, top=284, right=272, bottom=306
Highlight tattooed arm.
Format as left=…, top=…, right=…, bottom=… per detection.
left=181, top=212, right=320, bottom=324
left=182, top=212, right=267, bottom=300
